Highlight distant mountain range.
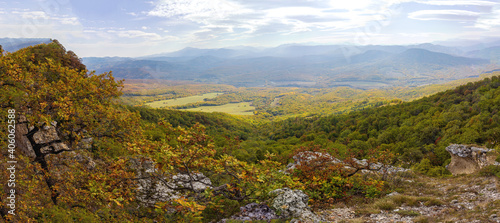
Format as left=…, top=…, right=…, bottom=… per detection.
left=83, top=43, right=497, bottom=88
left=0, top=38, right=52, bottom=52
left=1, top=38, right=498, bottom=89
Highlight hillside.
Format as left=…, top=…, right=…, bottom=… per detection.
left=1, top=42, right=500, bottom=222
left=261, top=75, right=500, bottom=169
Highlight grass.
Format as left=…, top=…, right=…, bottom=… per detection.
left=145, top=92, right=222, bottom=108
left=411, top=196, right=444, bottom=207
left=395, top=210, right=421, bottom=217
left=374, top=199, right=396, bottom=211
left=181, top=102, right=255, bottom=116
left=390, top=195, right=419, bottom=207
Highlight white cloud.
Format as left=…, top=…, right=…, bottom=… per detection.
left=475, top=8, right=500, bottom=29
left=147, top=0, right=406, bottom=42
left=148, top=0, right=245, bottom=20
left=416, top=0, right=498, bottom=6
left=409, top=10, right=481, bottom=21
left=127, top=12, right=138, bottom=17
left=58, top=16, right=79, bottom=26
left=107, top=30, right=163, bottom=40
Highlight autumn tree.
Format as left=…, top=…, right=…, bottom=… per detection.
left=0, top=41, right=139, bottom=221
left=129, top=121, right=296, bottom=222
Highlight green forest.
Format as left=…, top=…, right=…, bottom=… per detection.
left=1, top=41, right=500, bottom=222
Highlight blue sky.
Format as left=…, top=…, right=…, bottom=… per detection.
left=1, top=0, right=499, bottom=57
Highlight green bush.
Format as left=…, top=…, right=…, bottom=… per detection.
left=414, top=158, right=450, bottom=177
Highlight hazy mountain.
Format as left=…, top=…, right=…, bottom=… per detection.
left=348, top=50, right=394, bottom=63
left=0, top=38, right=52, bottom=52
left=391, top=48, right=486, bottom=66
left=146, top=47, right=256, bottom=59
left=82, top=57, right=133, bottom=70
left=466, top=46, right=500, bottom=63
left=409, top=43, right=463, bottom=56
left=81, top=42, right=499, bottom=88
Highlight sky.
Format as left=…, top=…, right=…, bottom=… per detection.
left=1, top=0, right=499, bottom=57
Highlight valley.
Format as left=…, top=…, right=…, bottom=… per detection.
left=145, top=92, right=223, bottom=108
left=82, top=44, right=499, bottom=89
left=2, top=0, right=500, bottom=220
left=180, top=102, right=255, bottom=116
left=2, top=40, right=500, bottom=223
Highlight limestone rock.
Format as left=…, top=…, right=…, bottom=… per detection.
left=131, top=158, right=212, bottom=206
left=221, top=203, right=279, bottom=222
left=15, top=117, right=93, bottom=157
left=285, top=151, right=341, bottom=173
left=446, top=144, right=499, bottom=175
left=171, top=173, right=212, bottom=193
left=285, top=151, right=409, bottom=175
left=14, top=115, right=35, bottom=158
left=270, top=188, right=322, bottom=222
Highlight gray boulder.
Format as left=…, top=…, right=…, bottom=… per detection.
left=270, top=188, right=322, bottom=222
left=285, top=151, right=341, bottom=173
left=285, top=151, right=408, bottom=175
left=221, top=203, right=280, bottom=222
left=131, top=159, right=212, bottom=206
left=446, top=144, right=499, bottom=175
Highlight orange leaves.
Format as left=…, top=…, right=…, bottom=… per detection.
left=174, top=197, right=206, bottom=212
left=289, top=147, right=388, bottom=208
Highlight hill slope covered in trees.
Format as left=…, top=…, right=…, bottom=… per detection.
left=1, top=42, right=499, bottom=222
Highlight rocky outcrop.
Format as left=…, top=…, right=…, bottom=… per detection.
left=34, top=124, right=69, bottom=154
left=15, top=116, right=93, bottom=158
left=446, top=144, right=499, bottom=175
left=14, top=115, right=35, bottom=158
left=131, top=159, right=212, bottom=206
left=286, top=151, right=409, bottom=175
left=221, top=203, right=280, bottom=222
left=270, top=188, right=322, bottom=222
left=285, top=151, right=341, bottom=171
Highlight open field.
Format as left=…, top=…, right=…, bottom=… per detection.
left=180, top=102, right=255, bottom=115
left=145, top=92, right=223, bottom=108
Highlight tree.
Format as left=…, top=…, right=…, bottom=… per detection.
left=0, top=41, right=139, bottom=220
left=129, top=121, right=295, bottom=222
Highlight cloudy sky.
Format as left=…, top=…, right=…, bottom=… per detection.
left=1, top=0, right=499, bottom=57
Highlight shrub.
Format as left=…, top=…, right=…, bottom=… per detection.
left=289, top=147, right=388, bottom=208
left=414, top=158, right=450, bottom=177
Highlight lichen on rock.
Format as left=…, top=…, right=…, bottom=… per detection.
left=269, top=188, right=322, bottom=222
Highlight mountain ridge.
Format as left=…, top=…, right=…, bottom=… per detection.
left=84, top=45, right=496, bottom=88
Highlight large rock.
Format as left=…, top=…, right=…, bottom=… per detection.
left=14, top=115, right=35, bottom=158
left=269, top=188, right=322, bottom=222
left=285, top=151, right=408, bottom=175
left=285, top=151, right=341, bottom=172
left=15, top=117, right=93, bottom=158
left=221, top=203, right=280, bottom=222
left=131, top=159, right=212, bottom=206
left=446, top=144, right=499, bottom=175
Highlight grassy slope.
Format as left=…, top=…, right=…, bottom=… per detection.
left=180, top=102, right=255, bottom=115
left=145, top=92, right=223, bottom=108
